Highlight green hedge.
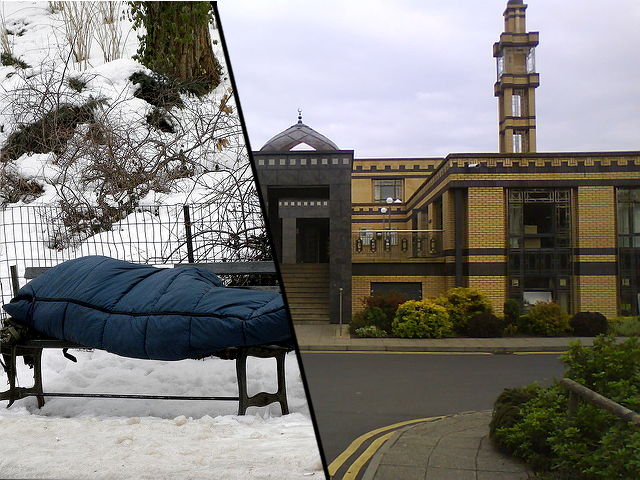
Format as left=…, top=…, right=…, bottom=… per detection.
left=491, top=336, right=640, bottom=479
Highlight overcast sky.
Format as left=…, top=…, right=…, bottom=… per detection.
left=218, top=0, right=640, bottom=158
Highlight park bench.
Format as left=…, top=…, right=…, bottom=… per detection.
left=0, top=261, right=291, bottom=415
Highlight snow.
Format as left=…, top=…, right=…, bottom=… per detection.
left=0, top=350, right=324, bottom=479
left=0, top=3, right=324, bottom=478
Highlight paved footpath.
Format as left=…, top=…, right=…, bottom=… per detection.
left=364, top=411, right=533, bottom=480
left=295, top=323, right=596, bottom=353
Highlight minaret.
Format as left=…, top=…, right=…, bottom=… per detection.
left=493, top=0, right=539, bottom=153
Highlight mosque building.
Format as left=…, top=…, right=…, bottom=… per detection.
left=254, top=0, right=640, bottom=324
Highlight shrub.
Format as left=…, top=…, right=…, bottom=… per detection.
left=129, top=71, right=184, bottom=109
left=391, top=300, right=453, bottom=339
left=363, top=306, right=387, bottom=331
left=434, top=287, right=492, bottom=335
left=569, top=311, right=608, bottom=337
left=0, top=98, right=105, bottom=163
left=492, top=336, right=640, bottom=479
left=0, top=52, right=29, bottom=69
left=502, top=324, right=518, bottom=337
left=67, top=76, right=87, bottom=93
left=348, top=310, right=367, bottom=336
left=363, top=292, right=408, bottom=334
left=504, top=298, right=522, bottom=326
left=352, top=325, right=386, bottom=338
left=348, top=305, right=389, bottom=335
left=489, top=384, right=542, bottom=442
left=519, top=302, right=570, bottom=336
left=609, top=316, right=640, bottom=337
left=467, top=312, right=504, bottom=338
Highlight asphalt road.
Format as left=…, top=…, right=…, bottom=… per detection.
left=300, top=352, right=565, bottom=463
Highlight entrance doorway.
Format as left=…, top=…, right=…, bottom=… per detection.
left=296, top=218, right=329, bottom=263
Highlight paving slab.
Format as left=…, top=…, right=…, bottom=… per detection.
left=365, top=411, right=534, bottom=480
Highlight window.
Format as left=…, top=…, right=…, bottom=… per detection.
left=513, top=132, right=523, bottom=153
left=373, top=179, right=403, bottom=203
left=617, top=188, right=640, bottom=314
left=496, top=55, right=504, bottom=80
left=512, top=93, right=522, bottom=117
left=526, top=47, right=536, bottom=74
left=508, top=188, right=572, bottom=312
left=371, top=282, right=422, bottom=300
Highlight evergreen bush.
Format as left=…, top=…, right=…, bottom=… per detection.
left=352, top=325, right=387, bottom=338
left=363, top=292, right=407, bottom=334
left=491, top=336, right=640, bottom=479
left=609, top=316, right=640, bottom=337
left=392, top=300, right=453, bottom=339
left=569, top=311, right=608, bottom=337
left=503, top=298, right=522, bottom=326
left=434, top=287, right=492, bottom=335
left=467, top=312, right=504, bottom=337
left=519, top=302, right=570, bottom=336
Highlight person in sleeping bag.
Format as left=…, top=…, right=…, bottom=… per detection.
left=2, top=256, right=293, bottom=361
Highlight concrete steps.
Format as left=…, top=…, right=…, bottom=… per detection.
left=280, top=263, right=330, bottom=324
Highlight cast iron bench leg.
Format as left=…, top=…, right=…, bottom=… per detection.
left=236, top=349, right=249, bottom=415
left=1, top=349, right=17, bottom=407
left=33, top=348, right=45, bottom=408
left=275, top=349, right=289, bottom=415
left=235, top=347, right=289, bottom=416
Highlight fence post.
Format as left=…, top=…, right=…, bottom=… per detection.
left=568, top=390, right=579, bottom=416
left=10, top=265, right=20, bottom=297
left=183, top=205, right=195, bottom=264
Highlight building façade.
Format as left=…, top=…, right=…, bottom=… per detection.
left=255, top=0, right=640, bottom=324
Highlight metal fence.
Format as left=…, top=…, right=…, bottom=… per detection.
left=0, top=203, right=269, bottom=314
left=352, top=230, right=443, bottom=261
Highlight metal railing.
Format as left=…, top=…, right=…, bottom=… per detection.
left=352, top=229, right=443, bottom=260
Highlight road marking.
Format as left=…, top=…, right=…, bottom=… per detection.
left=301, top=350, right=494, bottom=355
left=514, top=351, right=567, bottom=355
left=328, top=416, right=444, bottom=477
left=341, top=431, right=394, bottom=480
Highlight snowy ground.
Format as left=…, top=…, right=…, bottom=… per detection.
left=0, top=350, right=324, bottom=479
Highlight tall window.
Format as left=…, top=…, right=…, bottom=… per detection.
left=373, top=179, right=403, bottom=203
left=512, top=93, right=522, bottom=117
left=508, top=189, right=572, bottom=312
left=617, top=188, right=640, bottom=314
left=513, top=132, right=523, bottom=153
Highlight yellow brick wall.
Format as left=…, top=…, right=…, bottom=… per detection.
left=576, top=275, right=618, bottom=318
left=576, top=186, right=616, bottom=249
left=467, top=187, right=506, bottom=249
left=442, top=190, right=456, bottom=251
left=467, top=276, right=507, bottom=313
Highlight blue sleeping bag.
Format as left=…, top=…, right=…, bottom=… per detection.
left=2, top=256, right=292, bottom=360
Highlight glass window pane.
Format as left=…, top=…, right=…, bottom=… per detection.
left=618, top=204, right=630, bottom=234
left=509, top=204, right=522, bottom=234
left=633, top=204, right=640, bottom=234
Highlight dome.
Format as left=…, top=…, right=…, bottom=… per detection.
left=260, top=115, right=339, bottom=152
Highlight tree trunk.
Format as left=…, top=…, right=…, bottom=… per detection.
left=140, top=2, right=221, bottom=93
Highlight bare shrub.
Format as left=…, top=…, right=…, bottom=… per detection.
left=60, top=2, right=95, bottom=69
left=94, top=1, right=129, bottom=63
left=0, top=165, right=44, bottom=205
left=0, top=5, right=12, bottom=57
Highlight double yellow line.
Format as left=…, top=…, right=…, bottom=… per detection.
left=328, top=416, right=445, bottom=480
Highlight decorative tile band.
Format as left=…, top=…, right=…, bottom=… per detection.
left=278, top=200, right=330, bottom=207
left=256, top=157, right=351, bottom=167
